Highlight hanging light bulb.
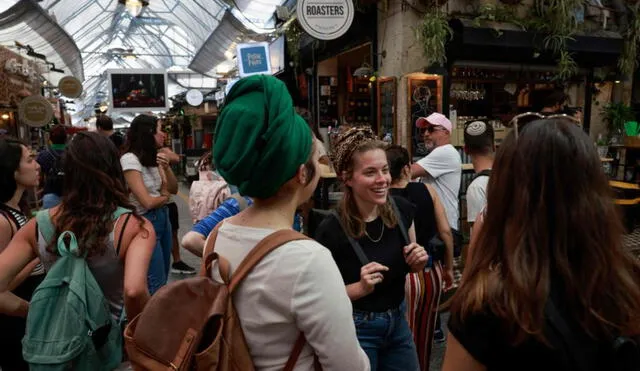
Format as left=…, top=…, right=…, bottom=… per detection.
left=125, top=0, right=143, bottom=17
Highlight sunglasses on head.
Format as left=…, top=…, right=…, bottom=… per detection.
left=507, top=112, right=581, bottom=138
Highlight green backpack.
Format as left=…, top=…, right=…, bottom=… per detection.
left=23, top=208, right=132, bottom=371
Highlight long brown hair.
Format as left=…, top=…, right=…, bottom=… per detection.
left=50, top=132, right=144, bottom=256
left=338, top=140, right=397, bottom=238
left=451, top=119, right=640, bottom=344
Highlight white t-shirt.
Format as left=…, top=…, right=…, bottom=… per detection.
left=416, top=144, right=462, bottom=230
left=120, top=152, right=162, bottom=215
left=466, top=174, right=489, bottom=223
left=211, top=222, right=370, bottom=371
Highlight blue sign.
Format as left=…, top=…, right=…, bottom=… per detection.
left=237, top=43, right=271, bottom=77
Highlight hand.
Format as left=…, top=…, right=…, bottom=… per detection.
left=358, top=262, right=389, bottom=296
left=404, top=243, right=428, bottom=272
left=156, top=153, right=170, bottom=169
left=443, top=266, right=455, bottom=291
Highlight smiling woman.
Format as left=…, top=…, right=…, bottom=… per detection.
left=314, top=126, right=429, bottom=370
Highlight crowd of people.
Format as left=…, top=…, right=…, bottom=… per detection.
left=0, top=74, right=639, bottom=371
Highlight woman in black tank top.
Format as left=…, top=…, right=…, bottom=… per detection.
left=386, top=144, right=456, bottom=370
left=0, top=137, right=44, bottom=371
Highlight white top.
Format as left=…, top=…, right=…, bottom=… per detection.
left=120, top=152, right=162, bottom=215
left=466, top=174, right=489, bottom=223
left=211, top=222, right=370, bottom=371
left=416, top=144, right=462, bottom=230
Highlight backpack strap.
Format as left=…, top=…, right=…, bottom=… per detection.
left=472, top=169, right=491, bottom=181
left=35, top=210, right=55, bottom=245
left=331, top=209, right=370, bottom=266
left=389, top=196, right=410, bottom=246
left=200, top=223, right=232, bottom=283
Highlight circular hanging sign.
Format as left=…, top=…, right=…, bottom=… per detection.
left=19, top=95, right=53, bottom=127
left=186, top=89, right=203, bottom=106
left=296, top=0, right=354, bottom=41
left=58, top=76, right=83, bottom=98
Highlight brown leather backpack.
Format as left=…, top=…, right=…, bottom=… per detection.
left=124, top=225, right=316, bottom=371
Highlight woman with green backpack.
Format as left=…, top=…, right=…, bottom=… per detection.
left=0, top=132, right=156, bottom=369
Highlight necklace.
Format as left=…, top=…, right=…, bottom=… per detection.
left=364, top=220, right=384, bottom=243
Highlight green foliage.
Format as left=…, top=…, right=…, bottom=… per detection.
left=416, top=9, right=453, bottom=67
left=601, top=102, right=635, bottom=134
left=618, top=8, right=640, bottom=76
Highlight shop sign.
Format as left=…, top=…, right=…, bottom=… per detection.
left=58, top=76, right=83, bottom=98
left=19, top=95, right=53, bottom=127
left=236, top=42, right=271, bottom=77
left=296, top=0, right=354, bottom=40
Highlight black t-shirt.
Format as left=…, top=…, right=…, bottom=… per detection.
left=390, top=183, right=436, bottom=248
left=314, top=196, right=415, bottom=312
left=448, top=280, right=610, bottom=371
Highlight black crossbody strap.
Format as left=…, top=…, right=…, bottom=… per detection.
left=331, top=210, right=369, bottom=266
left=545, top=299, right=592, bottom=371
left=389, top=196, right=410, bottom=245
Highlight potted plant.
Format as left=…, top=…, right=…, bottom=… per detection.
left=601, top=102, right=635, bottom=145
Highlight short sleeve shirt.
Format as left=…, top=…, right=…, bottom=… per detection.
left=416, top=144, right=461, bottom=230
left=466, top=174, right=489, bottom=223
left=120, top=152, right=162, bottom=215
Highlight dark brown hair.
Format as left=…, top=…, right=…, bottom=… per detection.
left=463, top=120, right=494, bottom=156
left=385, top=144, right=410, bottom=182
left=338, top=140, right=397, bottom=238
left=451, top=119, right=640, bottom=344
left=50, top=132, right=145, bottom=256
left=123, top=114, right=158, bottom=167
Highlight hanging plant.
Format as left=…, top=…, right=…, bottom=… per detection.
left=618, top=7, right=640, bottom=76
left=416, top=8, right=453, bottom=67
left=533, top=0, right=585, bottom=80
left=284, top=20, right=304, bottom=68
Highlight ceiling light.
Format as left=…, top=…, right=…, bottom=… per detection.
left=224, top=50, right=234, bottom=60
left=1, top=113, right=9, bottom=120
left=99, top=103, right=108, bottom=112
left=124, top=53, right=137, bottom=60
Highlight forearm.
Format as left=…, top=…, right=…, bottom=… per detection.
left=345, top=282, right=369, bottom=301
left=8, top=259, right=39, bottom=291
left=164, top=167, right=178, bottom=194
left=441, top=229, right=454, bottom=269
left=124, top=291, right=150, bottom=320
left=0, top=291, right=29, bottom=317
left=181, top=232, right=206, bottom=258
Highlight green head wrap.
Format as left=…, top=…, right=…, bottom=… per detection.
left=214, top=75, right=312, bottom=199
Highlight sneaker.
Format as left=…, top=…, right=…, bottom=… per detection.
left=171, top=261, right=196, bottom=275
left=433, top=328, right=446, bottom=344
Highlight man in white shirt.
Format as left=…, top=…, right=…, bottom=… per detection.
left=411, top=112, right=462, bottom=236
left=410, top=112, right=461, bottom=343
left=464, top=120, right=494, bottom=233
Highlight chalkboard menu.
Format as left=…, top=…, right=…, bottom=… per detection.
left=318, top=76, right=338, bottom=127
left=408, top=75, right=443, bottom=158
left=377, top=77, right=396, bottom=141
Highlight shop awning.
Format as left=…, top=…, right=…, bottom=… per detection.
left=448, top=19, right=624, bottom=67
left=0, top=0, right=84, bottom=85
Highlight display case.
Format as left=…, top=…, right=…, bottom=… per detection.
left=407, top=74, right=443, bottom=158
left=346, top=77, right=373, bottom=126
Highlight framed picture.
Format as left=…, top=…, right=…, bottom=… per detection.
left=377, top=77, right=397, bottom=142
left=407, top=74, right=443, bottom=158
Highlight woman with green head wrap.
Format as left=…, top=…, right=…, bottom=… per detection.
left=209, top=75, right=370, bottom=370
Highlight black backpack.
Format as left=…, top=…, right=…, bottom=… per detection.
left=45, top=149, right=64, bottom=196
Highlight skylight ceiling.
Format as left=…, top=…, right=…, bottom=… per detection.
left=0, top=0, right=285, bottom=123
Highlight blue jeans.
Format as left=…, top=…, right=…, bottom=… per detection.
left=42, top=193, right=62, bottom=209
left=353, top=303, right=419, bottom=371
left=143, top=206, right=172, bottom=294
